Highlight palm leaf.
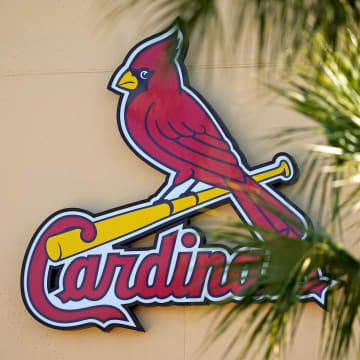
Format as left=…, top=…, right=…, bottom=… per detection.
left=199, top=25, right=360, bottom=360
left=271, top=27, right=360, bottom=236
left=103, top=0, right=360, bottom=62
left=201, top=217, right=360, bottom=360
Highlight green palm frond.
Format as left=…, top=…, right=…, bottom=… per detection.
left=105, top=0, right=360, bottom=61
left=201, top=219, right=360, bottom=360
left=272, top=27, right=360, bottom=236
left=200, top=25, right=360, bottom=360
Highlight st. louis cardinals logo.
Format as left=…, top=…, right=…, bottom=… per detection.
left=21, top=20, right=329, bottom=332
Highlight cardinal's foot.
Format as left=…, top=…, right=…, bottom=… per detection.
left=161, top=179, right=196, bottom=200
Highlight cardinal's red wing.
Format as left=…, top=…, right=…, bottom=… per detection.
left=147, top=101, right=246, bottom=183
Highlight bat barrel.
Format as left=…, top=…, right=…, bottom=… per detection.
left=45, top=187, right=230, bottom=262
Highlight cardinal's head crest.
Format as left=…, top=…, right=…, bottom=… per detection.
left=108, top=20, right=185, bottom=96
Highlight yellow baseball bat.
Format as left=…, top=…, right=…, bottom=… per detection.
left=46, top=158, right=292, bottom=261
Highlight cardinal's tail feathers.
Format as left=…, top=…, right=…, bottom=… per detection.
left=225, top=178, right=306, bottom=240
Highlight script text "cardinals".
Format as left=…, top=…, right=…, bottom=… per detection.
left=57, top=226, right=259, bottom=305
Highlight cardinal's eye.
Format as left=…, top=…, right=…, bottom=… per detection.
left=140, top=70, right=149, bottom=80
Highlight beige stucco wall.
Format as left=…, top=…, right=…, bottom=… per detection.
left=1, top=1, right=331, bottom=359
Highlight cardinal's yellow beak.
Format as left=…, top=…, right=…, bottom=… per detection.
left=118, top=71, right=138, bottom=90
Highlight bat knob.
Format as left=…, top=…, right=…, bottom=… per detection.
left=280, top=160, right=291, bottom=179
left=274, top=154, right=297, bottom=183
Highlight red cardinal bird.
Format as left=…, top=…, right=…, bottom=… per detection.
left=108, top=21, right=307, bottom=240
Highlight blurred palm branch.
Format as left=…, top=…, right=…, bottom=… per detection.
left=273, top=27, right=360, bottom=236
left=104, top=0, right=360, bottom=61
left=103, top=0, right=360, bottom=359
